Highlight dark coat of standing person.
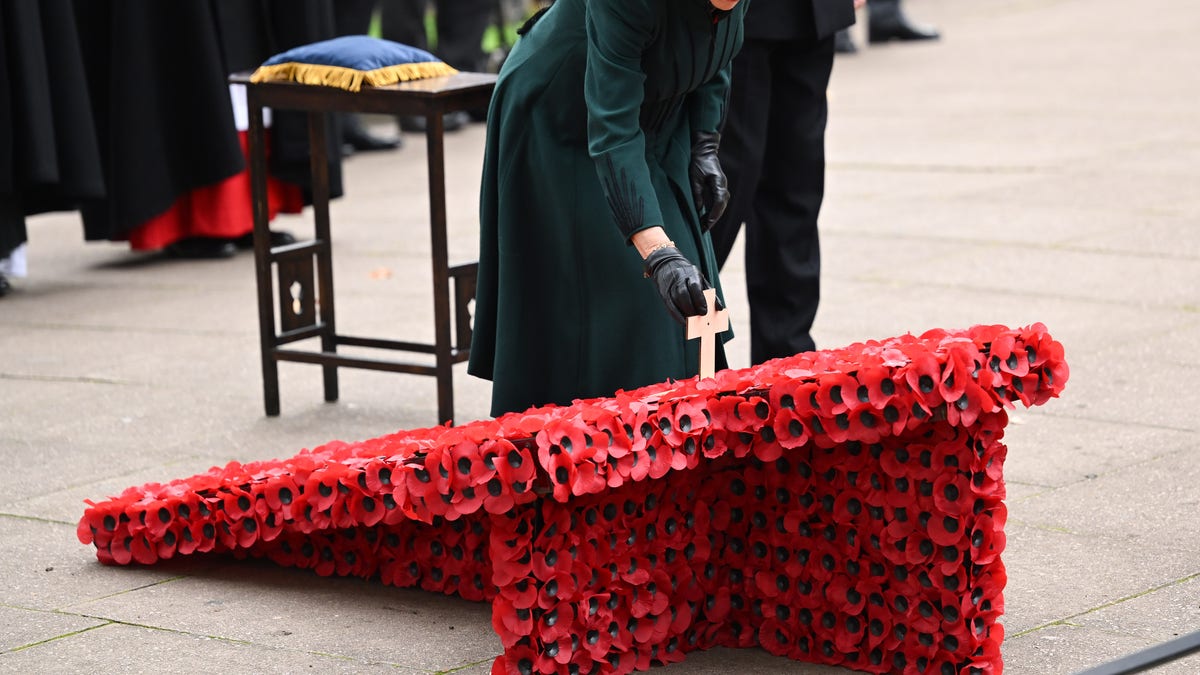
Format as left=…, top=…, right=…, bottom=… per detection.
left=0, top=0, right=105, bottom=296
left=469, top=0, right=747, bottom=417
left=71, top=0, right=343, bottom=248
left=709, top=0, right=858, bottom=364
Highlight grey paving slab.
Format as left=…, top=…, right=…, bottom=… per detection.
left=1003, top=622, right=1200, bottom=675
left=1072, top=574, right=1200, bottom=644
left=0, top=606, right=107, bottom=653
left=812, top=271, right=1191, bottom=360
left=0, top=621, right=415, bottom=674
left=1001, top=522, right=1200, bottom=635
left=1002, top=414, right=1196, bottom=488
left=1011, top=446, right=1200, bottom=554
left=863, top=240, right=1198, bottom=311
left=0, top=516, right=206, bottom=612
left=1042, top=352, right=1199, bottom=432
left=64, top=561, right=500, bottom=672
left=3, top=455, right=228, bottom=524
left=1140, top=318, right=1200, bottom=368
left=0, top=432, right=212, bottom=509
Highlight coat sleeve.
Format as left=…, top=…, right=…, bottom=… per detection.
left=687, top=59, right=732, bottom=136
left=584, top=0, right=664, bottom=242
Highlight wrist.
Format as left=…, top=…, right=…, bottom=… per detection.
left=642, top=240, right=675, bottom=259
left=642, top=243, right=678, bottom=278
left=631, top=227, right=672, bottom=258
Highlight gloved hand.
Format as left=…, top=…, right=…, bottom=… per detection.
left=643, top=245, right=708, bottom=324
left=688, top=131, right=730, bottom=232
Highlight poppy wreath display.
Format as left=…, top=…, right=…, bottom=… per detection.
left=79, top=324, right=1068, bottom=675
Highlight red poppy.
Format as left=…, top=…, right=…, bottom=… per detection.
left=347, top=491, right=388, bottom=527
left=490, top=643, right=538, bottom=675
left=769, top=406, right=812, bottom=451
left=964, top=621, right=1003, bottom=673
left=944, top=380, right=994, bottom=428
left=904, top=352, right=945, bottom=410
left=256, top=509, right=285, bottom=543
left=545, top=451, right=578, bottom=502
left=932, top=473, right=971, bottom=517
left=662, top=398, right=707, bottom=444
left=856, top=365, right=900, bottom=411
left=303, top=464, right=353, bottom=513
left=703, top=395, right=749, bottom=435
left=825, top=573, right=867, bottom=615
left=879, top=445, right=916, bottom=480
left=443, top=440, right=490, bottom=491
left=259, top=476, right=301, bottom=521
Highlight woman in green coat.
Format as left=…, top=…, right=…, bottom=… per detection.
left=469, top=0, right=747, bottom=416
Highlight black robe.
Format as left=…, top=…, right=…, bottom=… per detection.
left=71, top=0, right=343, bottom=243
left=0, top=0, right=105, bottom=258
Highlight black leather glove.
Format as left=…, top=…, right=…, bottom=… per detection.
left=643, top=245, right=708, bottom=324
left=689, top=131, right=730, bottom=232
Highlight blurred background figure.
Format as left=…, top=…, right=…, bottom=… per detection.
left=710, top=0, right=862, bottom=363
left=1, top=0, right=105, bottom=295
left=71, top=1, right=342, bottom=259
left=333, top=0, right=405, bottom=153
left=836, top=0, right=939, bottom=54
left=381, top=0, right=493, bottom=132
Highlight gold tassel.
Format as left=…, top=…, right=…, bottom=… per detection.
left=250, top=61, right=458, bottom=92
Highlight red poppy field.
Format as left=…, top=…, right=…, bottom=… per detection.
left=78, top=324, right=1067, bottom=674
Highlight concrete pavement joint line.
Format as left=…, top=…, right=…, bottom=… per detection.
left=58, top=575, right=191, bottom=611
left=1006, top=447, right=1196, bottom=495
left=432, top=657, right=495, bottom=674
left=19, top=455, right=216, bottom=503
left=3, top=621, right=115, bottom=654
left=846, top=273, right=1197, bottom=313
left=1007, top=519, right=1076, bottom=536
left=0, top=321, right=248, bottom=338
left=828, top=229, right=1200, bottom=263
left=429, top=658, right=494, bottom=672
left=827, top=161, right=1044, bottom=175
left=46, top=612, right=412, bottom=668
left=1034, top=410, right=1198, bottom=435
left=0, top=372, right=136, bottom=386
left=1009, top=572, right=1200, bottom=639
left=0, top=512, right=74, bottom=526
left=0, top=601, right=65, bottom=613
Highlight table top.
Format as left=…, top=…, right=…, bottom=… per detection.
left=229, top=70, right=497, bottom=98
left=230, top=70, right=497, bottom=116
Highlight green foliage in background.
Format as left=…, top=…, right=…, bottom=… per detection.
left=367, top=6, right=530, bottom=54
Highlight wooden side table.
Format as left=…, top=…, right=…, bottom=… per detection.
left=232, top=72, right=497, bottom=425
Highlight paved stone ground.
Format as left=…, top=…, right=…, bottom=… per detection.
left=2, top=0, right=1197, bottom=672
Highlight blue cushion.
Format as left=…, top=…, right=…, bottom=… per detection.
left=251, top=36, right=457, bottom=92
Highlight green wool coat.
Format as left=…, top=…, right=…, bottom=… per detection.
left=469, top=0, right=746, bottom=416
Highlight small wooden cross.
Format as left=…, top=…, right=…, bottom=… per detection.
left=686, top=288, right=729, bottom=380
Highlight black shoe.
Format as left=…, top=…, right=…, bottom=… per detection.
left=399, top=110, right=470, bottom=133
left=164, top=237, right=238, bottom=259
left=835, top=29, right=858, bottom=54
left=869, top=1, right=940, bottom=43
left=342, top=123, right=402, bottom=153
left=0, top=273, right=10, bottom=297
left=234, top=230, right=297, bottom=251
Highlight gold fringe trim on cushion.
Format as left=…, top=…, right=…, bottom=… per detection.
left=250, top=61, right=458, bottom=92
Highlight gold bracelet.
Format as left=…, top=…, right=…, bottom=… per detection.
left=643, top=240, right=676, bottom=257
left=642, top=240, right=676, bottom=278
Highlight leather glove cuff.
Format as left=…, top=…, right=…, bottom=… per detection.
left=642, top=244, right=683, bottom=279
left=692, top=130, right=721, bottom=155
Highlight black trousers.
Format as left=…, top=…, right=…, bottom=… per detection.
left=333, top=0, right=376, bottom=34
left=710, top=34, right=835, bottom=365
left=379, top=0, right=492, bottom=72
